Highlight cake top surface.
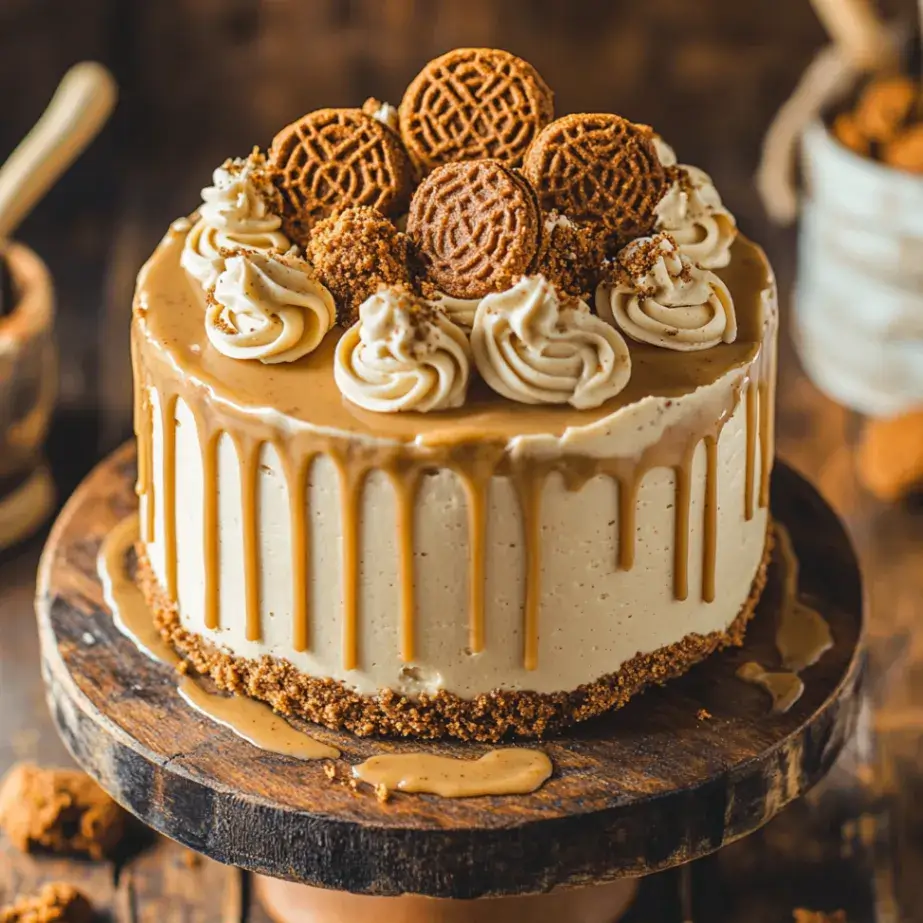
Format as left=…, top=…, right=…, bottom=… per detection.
left=136, top=46, right=775, bottom=445
left=138, top=228, right=770, bottom=444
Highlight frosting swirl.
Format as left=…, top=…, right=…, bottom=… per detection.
left=335, top=287, right=471, bottom=412
left=182, top=153, right=290, bottom=289
left=206, top=250, right=335, bottom=364
left=427, top=291, right=481, bottom=330
left=654, top=165, right=737, bottom=269
left=596, top=233, right=736, bottom=352
left=652, top=134, right=677, bottom=166
left=471, top=275, right=631, bottom=410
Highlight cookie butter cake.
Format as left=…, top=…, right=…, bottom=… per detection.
left=132, top=48, right=777, bottom=741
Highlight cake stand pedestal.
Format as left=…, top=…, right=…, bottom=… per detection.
left=34, top=445, right=865, bottom=922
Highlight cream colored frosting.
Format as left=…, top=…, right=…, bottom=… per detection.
left=655, top=165, right=737, bottom=270
left=181, top=155, right=289, bottom=289
left=207, top=250, right=335, bottom=364
left=427, top=290, right=481, bottom=330
left=371, top=101, right=400, bottom=133
left=334, top=287, right=471, bottom=412
left=652, top=134, right=678, bottom=166
left=597, top=234, right=737, bottom=352
left=472, top=275, right=631, bottom=410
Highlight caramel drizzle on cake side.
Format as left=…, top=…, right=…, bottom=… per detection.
left=132, top=328, right=776, bottom=673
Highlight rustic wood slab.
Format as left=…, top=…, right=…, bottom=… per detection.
left=34, top=444, right=864, bottom=899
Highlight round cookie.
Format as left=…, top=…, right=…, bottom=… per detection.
left=523, top=113, right=667, bottom=243
left=406, top=159, right=541, bottom=299
left=269, top=108, right=414, bottom=245
left=399, top=48, right=554, bottom=174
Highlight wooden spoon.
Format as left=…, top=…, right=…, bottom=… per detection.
left=809, top=0, right=895, bottom=69
left=0, top=61, right=117, bottom=242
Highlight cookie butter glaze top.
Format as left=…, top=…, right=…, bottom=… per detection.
left=135, top=222, right=774, bottom=459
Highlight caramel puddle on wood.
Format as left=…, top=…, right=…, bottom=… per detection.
left=735, top=523, right=833, bottom=714
left=177, top=678, right=340, bottom=761
left=99, top=515, right=339, bottom=761
left=774, top=522, right=834, bottom=671
left=352, top=749, right=553, bottom=798
left=98, top=512, right=179, bottom=667
left=736, top=662, right=804, bottom=713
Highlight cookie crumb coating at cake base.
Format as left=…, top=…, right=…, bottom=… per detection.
left=137, top=526, right=772, bottom=743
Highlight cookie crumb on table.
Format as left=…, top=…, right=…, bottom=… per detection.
left=0, top=763, right=126, bottom=860
left=793, top=910, right=847, bottom=923
left=0, top=883, right=93, bottom=923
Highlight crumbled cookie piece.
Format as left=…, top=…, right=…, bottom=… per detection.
left=0, top=764, right=126, bottom=860
left=856, top=410, right=923, bottom=502
left=883, top=124, right=923, bottom=174
left=831, top=113, right=870, bottom=157
left=306, top=207, right=411, bottom=325
left=535, top=211, right=608, bottom=299
left=853, top=76, right=917, bottom=143
left=0, top=883, right=94, bottom=923
left=793, top=910, right=847, bottom=923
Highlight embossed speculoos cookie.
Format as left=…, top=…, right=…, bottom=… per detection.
left=523, top=113, right=667, bottom=243
left=406, top=159, right=542, bottom=300
left=399, top=48, right=554, bottom=174
left=268, top=108, right=414, bottom=245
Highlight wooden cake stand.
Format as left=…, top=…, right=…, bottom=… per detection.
left=35, top=445, right=864, bottom=923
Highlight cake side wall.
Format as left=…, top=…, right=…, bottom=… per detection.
left=141, top=371, right=772, bottom=698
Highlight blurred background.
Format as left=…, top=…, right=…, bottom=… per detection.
left=0, top=0, right=902, bottom=465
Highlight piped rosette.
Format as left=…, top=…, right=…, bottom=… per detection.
left=471, top=275, right=631, bottom=410
left=596, top=233, right=736, bottom=352
left=335, top=286, right=472, bottom=412
left=205, top=249, right=335, bottom=364
left=182, top=151, right=290, bottom=289
left=654, top=165, right=737, bottom=270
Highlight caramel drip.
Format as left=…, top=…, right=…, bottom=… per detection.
left=179, top=678, right=340, bottom=760
left=282, top=451, right=313, bottom=653
left=234, top=435, right=262, bottom=643
left=774, top=523, right=833, bottom=672
left=460, top=473, right=488, bottom=654
left=515, top=472, right=546, bottom=671
left=131, top=335, right=155, bottom=544
left=352, top=748, right=552, bottom=798
left=98, top=512, right=180, bottom=667
left=702, top=435, right=718, bottom=603
left=160, top=391, right=179, bottom=601
left=744, top=378, right=758, bottom=521
left=736, top=662, right=804, bottom=713
left=200, top=428, right=221, bottom=630
left=758, top=342, right=776, bottom=509
left=99, top=511, right=338, bottom=760
left=334, top=459, right=367, bottom=671
left=392, top=470, right=420, bottom=663
left=617, top=476, right=638, bottom=571
left=673, top=447, right=694, bottom=602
